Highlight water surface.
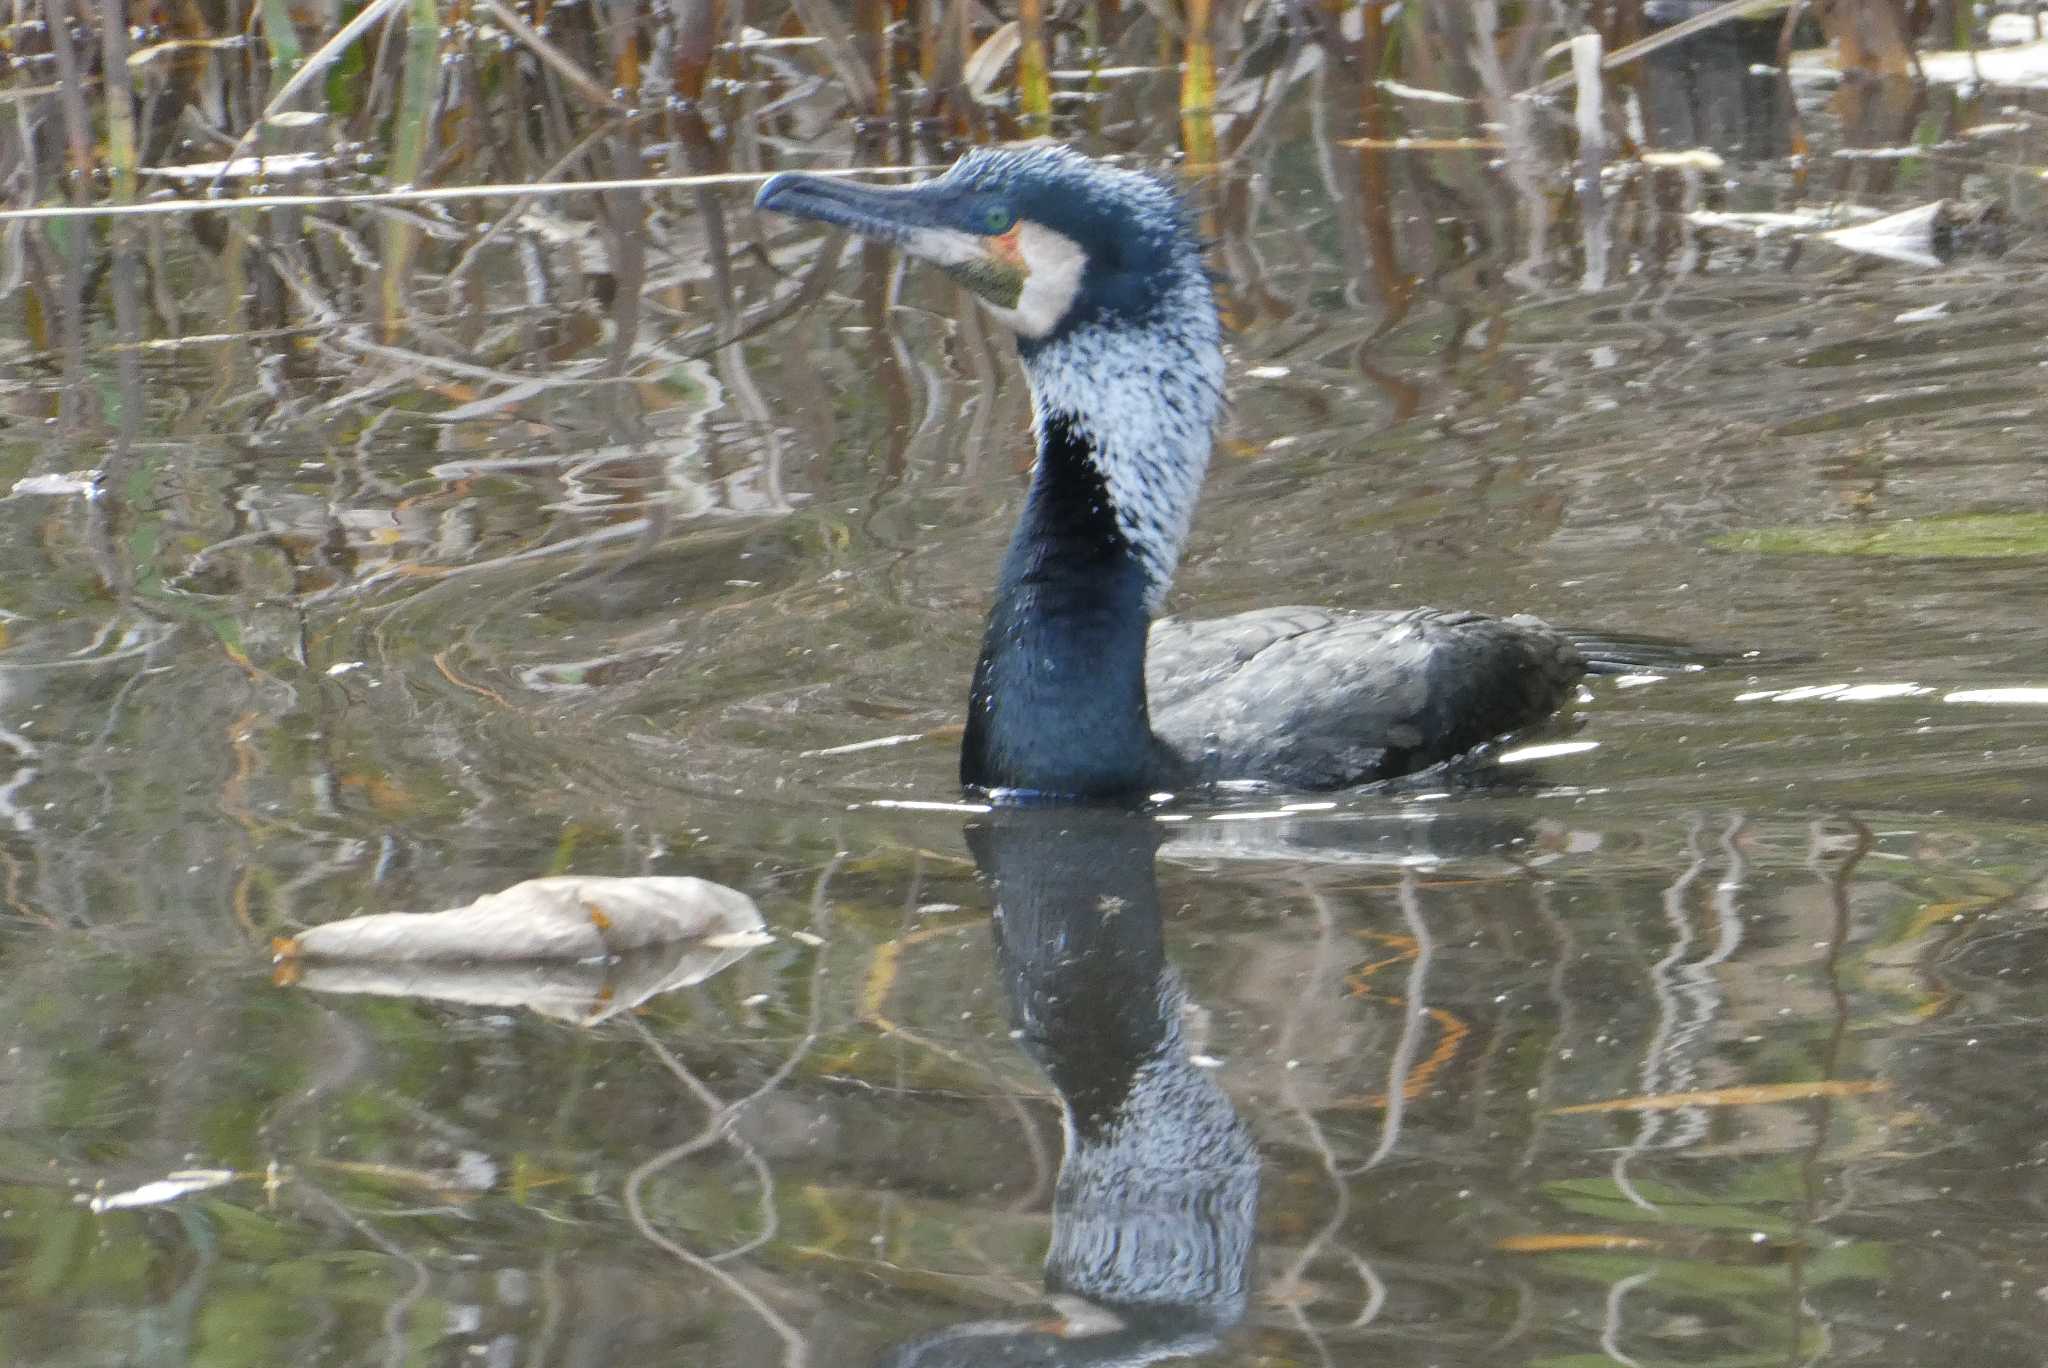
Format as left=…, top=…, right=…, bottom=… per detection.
left=4, top=14, right=2048, bottom=1366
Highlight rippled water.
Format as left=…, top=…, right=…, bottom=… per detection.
left=6, top=26, right=2048, bottom=1368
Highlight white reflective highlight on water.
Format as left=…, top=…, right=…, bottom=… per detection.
left=1735, top=683, right=1936, bottom=703
left=1944, top=687, right=2048, bottom=705
left=1498, top=740, right=1601, bottom=764
left=802, top=733, right=930, bottom=758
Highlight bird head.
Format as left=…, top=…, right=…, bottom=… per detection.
left=754, top=144, right=1207, bottom=350
left=757, top=145, right=1225, bottom=614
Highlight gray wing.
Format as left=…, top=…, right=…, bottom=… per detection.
left=1146, top=606, right=1586, bottom=789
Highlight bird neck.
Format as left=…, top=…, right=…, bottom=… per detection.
left=960, top=311, right=1225, bottom=800
left=972, top=808, right=1258, bottom=1326
left=963, top=412, right=1161, bottom=798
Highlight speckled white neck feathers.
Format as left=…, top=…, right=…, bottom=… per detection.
left=1020, top=272, right=1224, bottom=612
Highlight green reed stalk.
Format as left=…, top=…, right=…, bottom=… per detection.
left=98, top=0, right=139, bottom=203
left=1017, top=0, right=1051, bottom=136
left=381, top=0, right=443, bottom=339
left=1181, top=0, right=1216, bottom=168
left=258, top=0, right=307, bottom=92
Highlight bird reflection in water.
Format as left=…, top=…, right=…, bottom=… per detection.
left=1641, top=0, right=1797, bottom=158
left=874, top=809, right=1259, bottom=1367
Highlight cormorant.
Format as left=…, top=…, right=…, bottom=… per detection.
left=757, top=145, right=1679, bottom=801
left=874, top=809, right=1258, bottom=1365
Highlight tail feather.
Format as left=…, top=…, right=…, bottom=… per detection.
left=1559, top=629, right=1753, bottom=676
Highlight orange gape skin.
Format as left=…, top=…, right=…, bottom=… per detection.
left=989, top=223, right=1027, bottom=268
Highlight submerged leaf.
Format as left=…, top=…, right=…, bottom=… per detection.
left=1496, top=1232, right=1664, bottom=1252
left=1711, top=513, right=2048, bottom=560
left=1552, top=1079, right=1886, bottom=1114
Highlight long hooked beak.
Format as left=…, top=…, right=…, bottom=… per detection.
left=754, top=171, right=938, bottom=244
left=755, top=171, right=1027, bottom=309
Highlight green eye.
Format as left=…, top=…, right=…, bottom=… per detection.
left=978, top=204, right=1016, bottom=234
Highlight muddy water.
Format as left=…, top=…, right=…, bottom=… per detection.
left=5, top=43, right=2048, bottom=1368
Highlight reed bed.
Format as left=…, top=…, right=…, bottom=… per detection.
left=0, top=3, right=1884, bottom=332
left=0, top=0, right=2022, bottom=476
left=4, top=1, right=2015, bottom=395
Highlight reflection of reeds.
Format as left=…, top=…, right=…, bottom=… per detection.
left=379, top=0, right=442, bottom=339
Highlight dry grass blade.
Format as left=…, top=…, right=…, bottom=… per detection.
left=1552, top=1079, right=1887, bottom=1114
left=1340, top=137, right=1505, bottom=151
left=477, top=0, right=624, bottom=112
left=1495, top=1233, right=1665, bottom=1252
left=788, top=0, right=876, bottom=111
left=1523, top=0, right=1794, bottom=98
left=0, top=80, right=89, bottom=104
left=202, top=0, right=409, bottom=194
left=0, top=167, right=926, bottom=225
left=962, top=20, right=1023, bottom=104
left=127, top=36, right=250, bottom=67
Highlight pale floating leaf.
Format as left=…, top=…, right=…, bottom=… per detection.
left=280, top=876, right=769, bottom=1023
left=288, top=875, right=764, bottom=962
left=290, top=942, right=768, bottom=1024
left=88, top=1169, right=239, bottom=1213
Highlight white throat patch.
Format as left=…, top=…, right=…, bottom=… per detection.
left=982, top=223, right=1088, bottom=340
